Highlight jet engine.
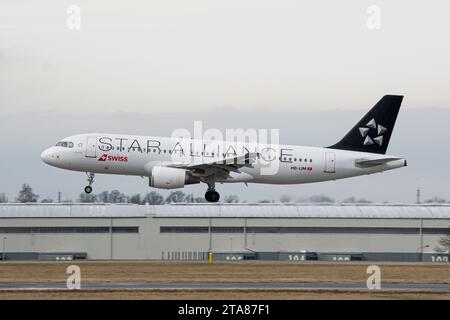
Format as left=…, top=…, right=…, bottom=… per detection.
left=149, top=166, right=200, bottom=189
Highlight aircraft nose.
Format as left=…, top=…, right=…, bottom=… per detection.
left=41, top=148, right=55, bottom=164
left=41, top=149, right=50, bottom=163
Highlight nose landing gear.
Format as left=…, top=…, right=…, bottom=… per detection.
left=84, top=186, right=92, bottom=194
left=84, top=172, right=95, bottom=194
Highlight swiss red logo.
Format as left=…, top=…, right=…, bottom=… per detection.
left=98, top=154, right=128, bottom=162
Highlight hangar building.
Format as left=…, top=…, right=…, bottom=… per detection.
left=0, top=203, right=449, bottom=262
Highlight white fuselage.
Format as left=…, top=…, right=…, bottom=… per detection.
left=41, top=133, right=407, bottom=186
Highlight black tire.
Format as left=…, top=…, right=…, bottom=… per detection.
left=84, top=186, right=93, bottom=194
left=205, top=191, right=220, bottom=202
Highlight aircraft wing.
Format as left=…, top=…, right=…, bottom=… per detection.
left=355, top=157, right=403, bottom=168
left=168, top=152, right=258, bottom=178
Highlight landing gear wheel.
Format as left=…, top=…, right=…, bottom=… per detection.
left=84, top=172, right=95, bottom=194
left=205, top=190, right=220, bottom=202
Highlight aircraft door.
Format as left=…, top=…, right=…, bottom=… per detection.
left=85, top=136, right=98, bottom=158
left=324, top=152, right=335, bottom=173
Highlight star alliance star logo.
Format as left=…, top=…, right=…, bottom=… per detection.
left=359, top=118, right=387, bottom=146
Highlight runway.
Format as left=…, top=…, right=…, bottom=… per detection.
left=1, top=282, right=450, bottom=292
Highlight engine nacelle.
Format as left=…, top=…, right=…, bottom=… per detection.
left=149, top=166, right=200, bottom=189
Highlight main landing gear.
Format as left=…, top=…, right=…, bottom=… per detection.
left=205, top=189, right=220, bottom=202
left=204, top=176, right=220, bottom=202
left=84, top=172, right=95, bottom=194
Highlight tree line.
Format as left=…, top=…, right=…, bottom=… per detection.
left=1, top=184, right=449, bottom=204
left=0, top=184, right=240, bottom=204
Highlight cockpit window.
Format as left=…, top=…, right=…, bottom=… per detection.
left=55, top=141, right=74, bottom=148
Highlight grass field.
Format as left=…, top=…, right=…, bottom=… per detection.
left=0, top=261, right=449, bottom=299
left=1, top=261, right=449, bottom=284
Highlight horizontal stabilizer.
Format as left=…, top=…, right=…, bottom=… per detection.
left=355, top=157, right=403, bottom=168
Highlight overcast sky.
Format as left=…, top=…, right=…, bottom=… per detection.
left=1, top=1, right=449, bottom=202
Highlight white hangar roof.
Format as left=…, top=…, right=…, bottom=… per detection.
left=0, top=203, right=450, bottom=219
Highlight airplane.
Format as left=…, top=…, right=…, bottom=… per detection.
left=41, top=95, right=406, bottom=202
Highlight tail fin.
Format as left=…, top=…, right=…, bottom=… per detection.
left=328, top=95, right=403, bottom=154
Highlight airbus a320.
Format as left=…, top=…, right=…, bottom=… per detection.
left=41, top=95, right=407, bottom=202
